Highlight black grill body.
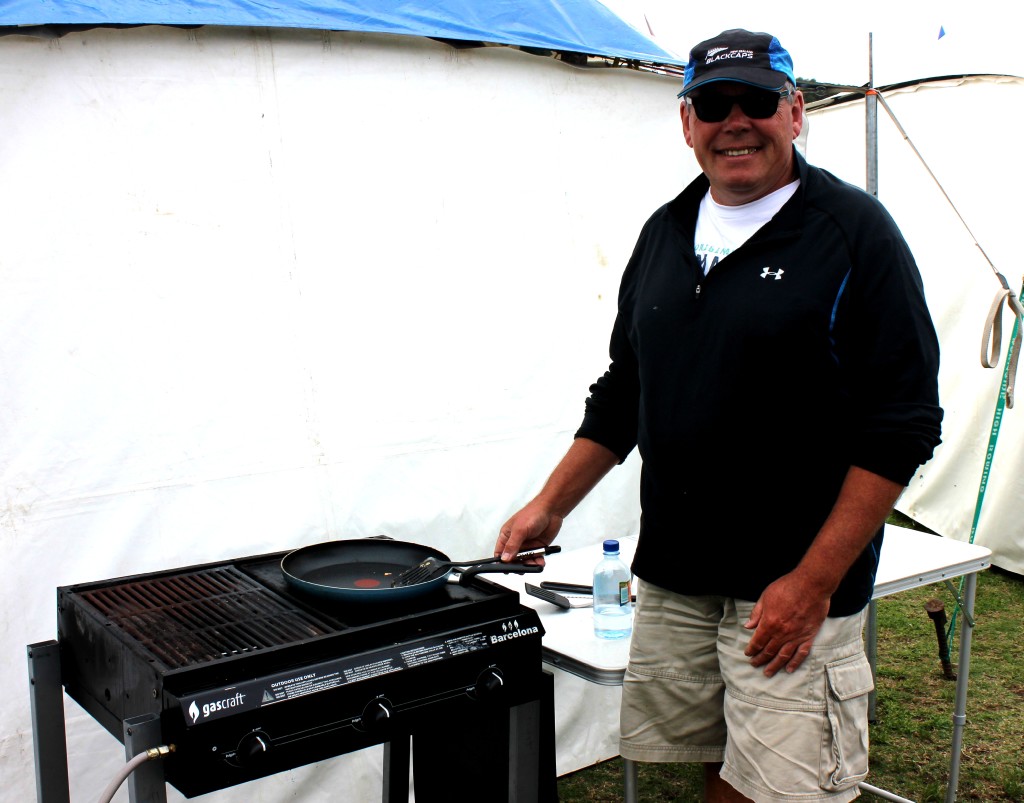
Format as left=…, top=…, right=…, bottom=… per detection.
left=57, top=551, right=551, bottom=799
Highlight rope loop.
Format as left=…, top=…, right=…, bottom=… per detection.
left=979, top=274, right=1023, bottom=408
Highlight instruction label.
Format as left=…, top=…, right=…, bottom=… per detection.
left=178, top=624, right=519, bottom=726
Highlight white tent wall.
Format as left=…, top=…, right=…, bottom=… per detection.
left=1, top=25, right=694, bottom=800
left=802, top=76, right=1024, bottom=574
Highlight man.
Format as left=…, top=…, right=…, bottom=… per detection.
left=495, top=28, right=943, bottom=803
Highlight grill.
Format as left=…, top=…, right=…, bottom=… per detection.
left=45, top=549, right=555, bottom=801
left=77, top=567, right=336, bottom=668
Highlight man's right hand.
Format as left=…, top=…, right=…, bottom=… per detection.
left=495, top=502, right=563, bottom=562
left=493, top=437, right=620, bottom=562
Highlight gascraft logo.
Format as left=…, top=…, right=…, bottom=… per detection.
left=188, top=692, right=246, bottom=723
left=490, top=619, right=540, bottom=644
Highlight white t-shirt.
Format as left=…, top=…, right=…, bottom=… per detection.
left=693, top=180, right=800, bottom=275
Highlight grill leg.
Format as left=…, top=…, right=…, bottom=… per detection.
left=27, top=641, right=70, bottom=803
left=123, top=714, right=167, bottom=803
left=411, top=672, right=556, bottom=803
left=509, top=670, right=557, bottom=803
left=509, top=699, right=540, bottom=802
left=383, top=734, right=411, bottom=803
left=413, top=705, right=510, bottom=802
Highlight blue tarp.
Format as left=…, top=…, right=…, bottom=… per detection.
left=0, top=0, right=684, bottom=63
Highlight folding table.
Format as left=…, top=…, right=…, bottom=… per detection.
left=496, top=525, right=992, bottom=803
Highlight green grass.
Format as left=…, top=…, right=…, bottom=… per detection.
left=556, top=540, right=1024, bottom=801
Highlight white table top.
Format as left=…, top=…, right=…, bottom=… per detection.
left=494, top=525, right=992, bottom=685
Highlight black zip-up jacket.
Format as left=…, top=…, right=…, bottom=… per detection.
left=576, top=151, right=943, bottom=615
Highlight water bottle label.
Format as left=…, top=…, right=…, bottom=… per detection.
left=618, top=580, right=631, bottom=606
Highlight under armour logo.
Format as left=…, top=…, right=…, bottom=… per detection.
left=760, top=267, right=784, bottom=280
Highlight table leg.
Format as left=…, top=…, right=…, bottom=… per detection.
left=858, top=781, right=916, bottom=802
left=945, top=572, right=978, bottom=803
left=623, top=757, right=638, bottom=803
left=866, top=600, right=878, bottom=723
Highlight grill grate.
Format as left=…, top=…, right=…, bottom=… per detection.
left=80, top=566, right=338, bottom=669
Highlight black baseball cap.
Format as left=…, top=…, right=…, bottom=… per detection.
left=678, top=29, right=796, bottom=98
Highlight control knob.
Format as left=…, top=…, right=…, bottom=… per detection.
left=472, top=667, right=506, bottom=701
left=357, top=697, right=394, bottom=733
left=234, top=730, right=271, bottom=767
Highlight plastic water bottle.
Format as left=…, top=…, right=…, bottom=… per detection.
left=593, top=539, right=633, bottom=639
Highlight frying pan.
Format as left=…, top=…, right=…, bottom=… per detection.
left=281, top=536, right=545, bottom=604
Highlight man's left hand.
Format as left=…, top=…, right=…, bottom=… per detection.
left=743, top=572, right=831, bottom=677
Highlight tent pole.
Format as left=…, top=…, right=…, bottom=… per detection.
left=866, top=33, right=878, bottom=198
left=864, top=32, right=881, bottom=726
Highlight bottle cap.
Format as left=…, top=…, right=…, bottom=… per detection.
left=603, top=539, right=619, bottom=553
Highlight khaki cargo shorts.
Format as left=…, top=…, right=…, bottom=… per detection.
left=620, top=579, right=872, bottom=802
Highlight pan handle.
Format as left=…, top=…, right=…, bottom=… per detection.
left=456, top=545, right=559, bottom=583
left=458, top=562, right=545, bottom=583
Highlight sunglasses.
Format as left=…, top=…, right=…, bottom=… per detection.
left=689, top=88, right=794, bottom=123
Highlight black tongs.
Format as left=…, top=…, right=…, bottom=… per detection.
left=525, top=581, right=594, bottom=608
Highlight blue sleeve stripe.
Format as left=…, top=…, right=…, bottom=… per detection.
left=830, top=269, right=851, bottom=333
left=828, top=269, right=851, bottom=365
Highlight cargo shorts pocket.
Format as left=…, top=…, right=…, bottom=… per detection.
left=820, top=652, right=873, bottom=791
